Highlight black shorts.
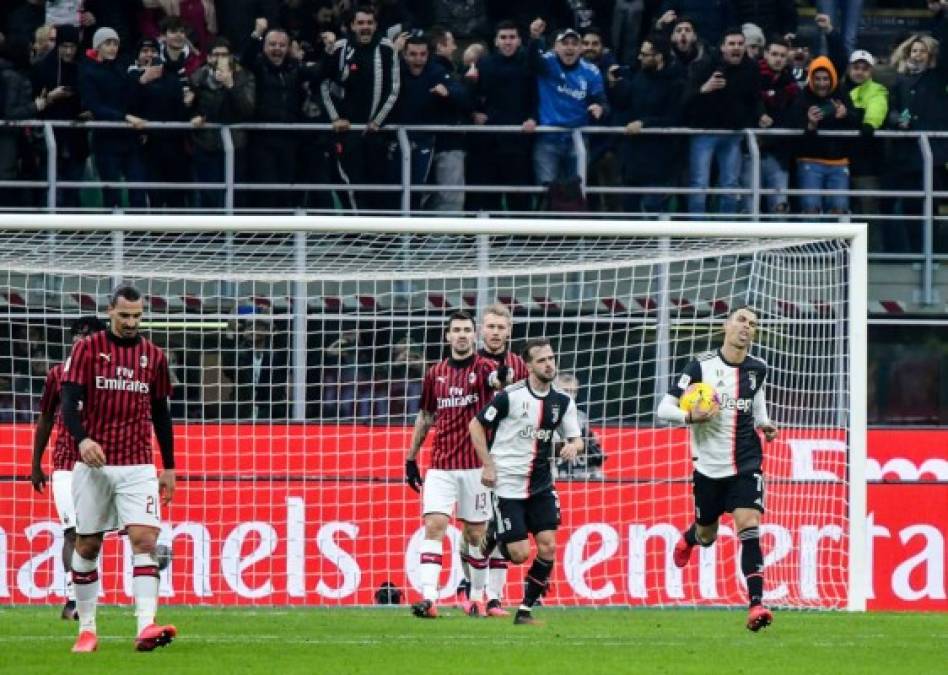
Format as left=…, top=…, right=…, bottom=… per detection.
left=492, top=489, right=561, bottom=544
left=692, top=470, right=765, bottom=526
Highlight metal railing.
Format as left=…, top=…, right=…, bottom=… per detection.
left=1, top=120, right=945, bottom=304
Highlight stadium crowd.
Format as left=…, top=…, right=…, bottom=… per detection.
left=0, top=2, right=946, bottom=246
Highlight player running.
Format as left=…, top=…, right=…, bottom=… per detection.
left=656, top=305, right=779, bottom=631
left=470, top=338, right=582, bottom=625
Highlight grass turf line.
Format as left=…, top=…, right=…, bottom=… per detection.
left=0, top=606, right=945, bottom=675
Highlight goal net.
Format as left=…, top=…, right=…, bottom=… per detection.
left=0, top=216, right=866, bottom=611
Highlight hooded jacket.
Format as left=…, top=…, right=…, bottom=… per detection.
left=30, top=41, right=90, bottom=162
left=683, top=52, right=763, bottom=129
left=787, top=56, right=859, bottom=164
left=79, top=49, right=134, bottom=151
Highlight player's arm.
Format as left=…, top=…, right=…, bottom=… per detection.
left=30, top=411, right=55, bottom=492
left=405, top=410, right=434, bottom=492
left=151, top=397, right=176, bottom=503
left=61, top=340, right=106, bottom=467
left=656, top=359, right=712, bottom=425
left=557, top=399, right=584, bottom=462
left=471, top=392, right=509, bottom=488
left=753, top=386, right=778, bottom=442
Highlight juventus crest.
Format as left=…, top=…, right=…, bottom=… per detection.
left=748, top=372, right=757, bottom=391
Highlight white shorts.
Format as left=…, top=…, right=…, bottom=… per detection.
left=72, top=463, right=161, bottom=535
left=51, top=470, right=76, bottom=530
left=422, top=468, right=490, bottom=523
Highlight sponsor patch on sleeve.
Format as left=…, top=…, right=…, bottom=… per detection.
left=677, top=373, right=691, bottom=389
left=483, top=406, right=497, bottom=422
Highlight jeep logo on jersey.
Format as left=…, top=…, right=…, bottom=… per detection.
left=719, top=393, right=752, bottom=412
left=519, top=425, right=553, bottom=442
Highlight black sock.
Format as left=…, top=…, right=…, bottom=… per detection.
left=739, top=527, right=764, bottom=607
left=683, top=523, right=698, bottom=546
left=522, top=556, right=554, bottom=608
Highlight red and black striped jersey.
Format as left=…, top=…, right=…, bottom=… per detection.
left=38, top=363, right=77, bottom=471
left=62, top=331, right=171, bottom=467
left=420, top=354, right=496, bottom=470
left=477, top=348, right=529, bottom=384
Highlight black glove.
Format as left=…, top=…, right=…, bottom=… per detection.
left=405, top=459, right=423, bottom=492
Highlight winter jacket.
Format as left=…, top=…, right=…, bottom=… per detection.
left=30, top=50, right=89, bottom=162
left=528, top=40, right=607, bottom=129
left=472, top=49, right=536, bottom=126
left=321, top=34, right=400, bottom=127
left=393, top=58, right=471, bottom=146
left=430, top=54, right=473, bottom=152
left=786, top=57, right=859, bottom=164
left=612, top=63, right=685, bottom=181
left=78, top=50, right=134, bottom=151
left=242, top=37, right=325, bottom=124
left=756, top=57, right=799, bottom=161
left=189, top=62, right=256, bottom=151
left=160, top=42, right=205, bottom=82
left=683, top=54, right=763, bottom=129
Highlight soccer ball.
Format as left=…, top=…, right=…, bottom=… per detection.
left=678, top=382, right=720, bottom=415
left=156, top=544, right=172, bottom=571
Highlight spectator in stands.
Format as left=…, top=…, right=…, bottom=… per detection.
left=157, top=15, right=204, bottom=80
left=189, top=36, right=255, bottom=209
left=31, top=24, right=90, bottom=208
left=885, top=8, right=948, bottom=251
left=31, top=24, right=57, bottom=64
left=756, top=36, right=800, bottom=214
left=787, top=54, right=858, bottom=215
left=655, top=1, right=734, bottom=48
left=140, top=0, right=218, bottom=54
left=733, top=0, right=797, bottom=43
left=391, top=33, right=471, bottom=210
left=528, top=19, right=607, bottom=189
left=424, top=26, right=473, bottom=214
left=466, top=20, right=537, bottom=213
left=0, top=40, right=50, bottom=209
left=667, top=16, right=713, bottom=81
left=127, top=35, right=191, bottom=209
left=742, top=22, right=765, bottom=61
left=5, top=0, right=45, bottom=54
left=234, top=318, right=288, bottom=420
left=582, top=25, right=621, bottom=212
left=553, top=372, right=605, bottom=480
left=815, top=0, right=863, bottom=56
left=383, top=335, right=425, bottom=422
left=787, top=32, right=813, bottom=88
left=318, top=331, right=373, bottom=421
left=683, top=27, right=768, bottom=214
left=80, top=26, right=148, bottom=209
left=613, top=32, right=684, bottom=215
left=321, top=5, right=400, bottom=212
left=243, top=21, right=329, bottom=210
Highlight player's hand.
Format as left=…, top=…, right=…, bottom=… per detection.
left=522, top=118, right=537, bottom=133
left=688, top=405, right=718, bottom=424
left=159, top=469, right=176, bottom=505
left=480, top=462, right=497, bottom=488
left=430, top=83, right=449, bottom=97
left=253, top=17, right=268, bottom=38
left=587, top=103, right=604, bottom=120
left=332, top=118, right=351, bottom=133
left=657, top=10, right=677, bottom=27
left=559, top=440, right=582, bottom=462
left=79, top=438, right=106, bottom=468
left=30, top=464, right=47, bottom=493
left=758, top=423, right=778, bottom=442
left=405, top=459, right=423, bottom=492
left=529, top=18, right=546, bottom=40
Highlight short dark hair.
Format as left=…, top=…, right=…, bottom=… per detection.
left=109, top=285, right=142, bottom=306
left=352, top=4, right=377, bottom=21
left=70, top=315, right=105, bottom=337
left=644, top=32, right=670, bottom=58
left=522, top=338, right=552, bottom=363
left=767, top=35, right=790, bottom=50
left=722, top=26, right=746, bottom=43
left=445, top=310, right=475, bottom=332
left=405, top=34, right=429, bottom=50
left=494, top=20, right=520, bottom=37
left=159, top=15, right=186, bottom=35
left=582, top=25, right=604, bottom=40
left=728, top=304, right=758, bottom=319
left=210, top=36, right=232, bottom=52
left=672, top=16, right=696, bottom=32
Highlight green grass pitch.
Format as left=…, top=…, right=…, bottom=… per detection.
left=1, top=606, right=945, bottom=675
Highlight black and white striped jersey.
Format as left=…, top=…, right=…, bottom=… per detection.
left=476, top=381, right=581, bottom=499
left=669, top=349, right=771, bottom=478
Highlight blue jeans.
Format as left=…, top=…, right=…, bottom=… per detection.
left=817, top=0, right=864, bottom=55
left=94, top=146, right=147, bottom=209
left=761, top=153, right=790, bottom=213
left=688, top=134, right=741, bottom=214
left=192, top=146, right=225, bottom=210
left=533, top=134, right=578, bottom=185
left=797, top=160, right=850, bottom=213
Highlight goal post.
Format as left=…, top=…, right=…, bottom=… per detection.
left=0, top=215, right=867, bottom=611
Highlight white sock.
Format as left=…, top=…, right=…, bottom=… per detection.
left=487, top=549, right=508, bottom=602
left=65, top=574, right=76, bottom=602
left=132, top=553, right=159, bottom=635
left=467, top=544, right=487, bottom=602
left=419, top=539, right=442, bottom=602
left=71, top=552, right=98, bottom=633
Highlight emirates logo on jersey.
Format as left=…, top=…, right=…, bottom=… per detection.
left=95, top=366, right=149, bottom=394
left=438, top=386, right=478, bottom=410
